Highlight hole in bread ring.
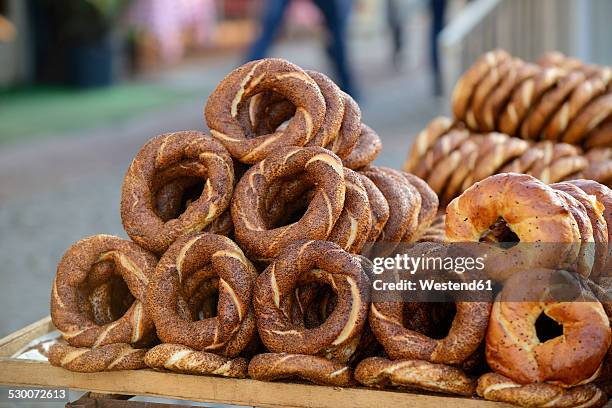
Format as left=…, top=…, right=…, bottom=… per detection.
left=147, top=232, right=257, bottom=356
left=253, top=240, right=370, bottom=362
left=51, top=235, right=157, bottom=348
left=486, top=269, right=611, bottom=387
left=205, top=59, right=326, bottom=164
left=445, top=173, right=583, bottom=282
left=231, top=146, right=346, bottom=261
left=120, top=131, right=234, bottom=254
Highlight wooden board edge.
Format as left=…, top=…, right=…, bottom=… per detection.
left=0, top=360, right=512, bottom=408
left=0, top=316, right=54, bottom=357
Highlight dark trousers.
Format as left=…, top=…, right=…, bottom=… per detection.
left=430, top=0, right=446, bottom=95
left=246, top=0, right=356, bottom=97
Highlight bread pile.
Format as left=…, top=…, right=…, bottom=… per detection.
left=45, top=55, right=612, bottom=408
left=452, top=49, right=611, bottom=146
left=403, top=116, right=612, bottom=205
left=48, top=59, right=436, bottom=384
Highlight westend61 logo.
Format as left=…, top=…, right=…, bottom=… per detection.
left=371, top=253, right=486, bottom=275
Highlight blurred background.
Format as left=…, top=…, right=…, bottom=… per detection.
left=0, top=0, right=611, bottom=338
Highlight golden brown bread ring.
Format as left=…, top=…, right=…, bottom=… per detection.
left=48, top=343, right=147, bottom=372
left=528, top=141, right=582, bottom=182
left=417, top=214, right=446, bottom=243
left=472, top=57, right=514, bottom=131
left=248, top=353, right=354, bottom=386
left=441, top=140, right=481, bottom=205
left=452, top=49, right=510, bottom=121
left=586, top=147, right=612, bottom=162
left=253, top=241, right=369, bottom=362
left=355, top=357, right=476, bottom=396
left=520, top=71, right=586, bottom=139
left=553, top=189, right=596, bottom=277
left=144, top=344, right=248, bottom=378
left=499, top=67, right=564, bottom=137
left=231, top=146, right=345, bottom=261
left=403, top=116, right=453, bottom=172
left=500, top=146, right=545, bottom=174
left=413, top=129, right=470, bottom=180
left=562, top=93, right=612, bottom=144
left=121, top=131, right=234, bottom=254
left=446, top=173, right=583, bottom=281
left=426, top=138, right=475, bottom=195
left=359, top=167, right=418, bottom=251
left=584, top=161, right=612, bottom=186
left=205, top=58, right=326, bottom=163
left=543, top=155, right=590, bottom=184
left=569, top=180, right=612, bottom=279
left=370, top=299, right=491, bottom=365
left=552, top=182, right=609, bottom=280
left=51, top=235, right=157, bottom=348
left=358, top=173, right=390, bottom=243
left=326, top=168, right=372, bottom=254
left=471, top=137, right=529, bottom=185
left=147, top=232, right=257, bottom=356
left=343, top=123, right=382, bottom=170
left=480, top=60, right=539, bottom=131
left=585, top=120, right=612, bottom=149
left=486, top=269, right=611, bottom=387
left=477, top=373, right=608, bottom=407
left=544, top=77, right=609, bottom=141
left=325, top=92, right=362, bottom=159
left=460, top=133, right=509, bottom=193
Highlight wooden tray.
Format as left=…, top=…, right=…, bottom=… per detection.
left=0, top=317, right=510, bottom=407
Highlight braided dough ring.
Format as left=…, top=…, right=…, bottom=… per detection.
left=326, top=168, right=372, bottom=254
left=248, top=353, right=354, bottom=386
left=569, top=180, right=612, bottom=279
left=48, top=343, right=147, bottom=372
left=486, top=269, right=611, bottom=387
left=446, top=173, right=583, bottom=281
left=144, top=344, right=248, bottom=378
left=520, top=71, right=585, bottom=139
left=370, top=291, right=491, bottom=364
left=477, top=373, right=607, bottom=407
left=400, top=171, right=439, bottom=239
left=343, top=124, right=382, bottom=170
left=355, top=357, right=475, bottom=396
left=562, top=94, right=612, bottom=144
left=499, top=67, right=564, bottom=137
left=552, top=182, right=609, bottom=280
left=358, top=173, right=390, bottom=243
left=472, top=57, right=514, bottom=131
left=415, top=129, right=470, bottom=180
left=231, top=146, right=345, bottom=261
left=205, top=58, right=325, bottom=163
left=403, top=116, right=453, bottom=172
left=452, top=49, right=510, bottom=121
left=481, top=60, right=539, bottom=131
left=147, top=232, right=257, bottom=356
left=544, top=77, right=609, bottom=141
left=121, top=131, right=234, bottom=254
left=359, top=166, right=419, bottom=252
left=51, top=235, right=157, bottom=348
left=585, top=120, right=612, bottom=149
left=253, top=240, right=369, bottom=361
left=325, top=92, right=362, bottom=159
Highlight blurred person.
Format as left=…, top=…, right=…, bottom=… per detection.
left=0, top=14, right=15, bottom=42
left=430, top=0, right=446, bottom=95
left=386, top=0, right=404, bottom=69
left=245, top=0, right=358, bottom=98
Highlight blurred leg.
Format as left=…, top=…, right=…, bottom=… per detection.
left=245, top=0, right=291, bottom=62
left=387, top=0, right=403, bottom=69
left=313, top=0, right=358, bottom=98
left=430, top=0, right=446, bottom=95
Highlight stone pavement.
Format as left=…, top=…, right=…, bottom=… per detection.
left=0, top=26, right=446, bottom=337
